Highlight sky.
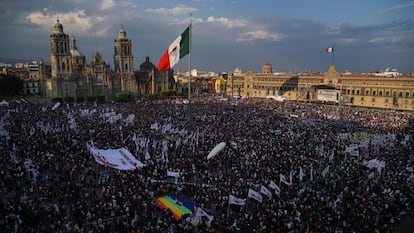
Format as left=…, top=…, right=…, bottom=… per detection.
left=0, top=0, right=413, bottom=74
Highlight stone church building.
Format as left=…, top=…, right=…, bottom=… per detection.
left=39, top=19, right=175, bottom=101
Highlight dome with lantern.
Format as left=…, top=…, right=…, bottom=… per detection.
left=262, top=62, right=272, bottom=74
left=234, top=67, right=242, bottom=74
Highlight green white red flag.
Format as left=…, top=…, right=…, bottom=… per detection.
left=157, top=26, right=190, bottom=71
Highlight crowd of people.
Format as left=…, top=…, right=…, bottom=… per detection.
left=0, top=96, right=413, bottom=233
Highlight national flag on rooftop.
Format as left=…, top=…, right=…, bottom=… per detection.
left=157, top=26, right=190, bottom=71
left=325, top=47, right=334, bottom=53
left=248, top=188, right=263, bottom=203
left=228, top=194, right=246, bottom=206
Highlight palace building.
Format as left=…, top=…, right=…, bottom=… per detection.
left=37, top=19, right=175, bottom=101
left=226, top=63, right=414, bottom=111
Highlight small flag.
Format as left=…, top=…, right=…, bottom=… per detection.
left=248, top=188, right=263, bottom=203
left=193, top=207, right=214, bottom=226
left=268, top=180, right=281, bottom=196
left=299, top=167, right=304, bottom=182
left=322, top=166, right=329, bottom=177
left=228, top=194, right=246, bottom=206
left=310, top=165, right=314, bottom=181
left=325, top=47, right=334, bottom=53
left=260, top=185, right=272, bottom=199
left=280, top=174, right=292, bottom=186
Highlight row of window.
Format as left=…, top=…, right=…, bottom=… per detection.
left=25, top=83, right=39, bottom=88
left=347, top=89, right=414, bottom=98
left=359, top=97, right=414, bottom=105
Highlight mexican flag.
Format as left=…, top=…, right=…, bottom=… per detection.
left=157, top=26, right=190, bottom=71
left=325, top=47, right=334, bottom=53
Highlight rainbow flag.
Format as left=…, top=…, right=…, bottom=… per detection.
left=155, top=194, right=195, bottom=220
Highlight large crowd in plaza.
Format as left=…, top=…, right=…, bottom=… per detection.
left=0, top=96, right=413, bottom=233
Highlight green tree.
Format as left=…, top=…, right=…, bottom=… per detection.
left=0, top=74, right=24, bottom=95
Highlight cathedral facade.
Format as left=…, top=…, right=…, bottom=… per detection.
left=39, top=19, right=175, bottom=101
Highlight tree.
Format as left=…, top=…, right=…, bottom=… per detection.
left=0, top=74, right=24, bottom=96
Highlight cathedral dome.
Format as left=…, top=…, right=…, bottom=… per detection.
left=118, top=26, right=127, bottom=39
left=262, top=62, right=272, bottom=73
left=234, top=67, right=242, bottom=74
left=70, top=36, right=83, bottom=57
left=53, top=18, right=64, bottom=34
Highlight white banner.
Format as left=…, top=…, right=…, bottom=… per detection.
left=167, top=170, right=180, bottom=178
left=89, top=146, right=144, bottom=170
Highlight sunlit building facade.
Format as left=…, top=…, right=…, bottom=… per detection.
left=226, top=63, right=414, bottom=111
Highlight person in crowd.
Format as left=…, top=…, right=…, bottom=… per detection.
left=0, top=96, right=412, bottom=232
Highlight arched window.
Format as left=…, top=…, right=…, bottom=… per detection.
left=125, top=63, right=128, bottom=71
left=62, top=62, right=66, bottom=71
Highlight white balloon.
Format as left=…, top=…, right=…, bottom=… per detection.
left=207, top=142, right=226, bottom=160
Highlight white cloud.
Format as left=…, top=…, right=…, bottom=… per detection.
left=100, top=0, right=116, bottom=11
left=369, top=36, right=400, bottom=44
left=236, top=30, right=285, bottom=43
left=327, top=25, right=342, bottom=35
left=206, top=16, right=247, bottom=28
left=337, top=38, right=357, bottom=44
left=26, top=9, right=105, bottom=36
left=385, top=1, right=414, bottom=11
left=146, top=6, right=198, bottom=16
left=120, top=0, right=139, bottom=9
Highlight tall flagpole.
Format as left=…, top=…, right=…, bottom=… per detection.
left=331, top=44, right=335, bottom=66
left=187, top=12, right=192, bottom=122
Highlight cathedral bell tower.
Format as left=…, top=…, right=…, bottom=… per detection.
left=50, top=18, right=72, bottom=79
left=114, top=26, right=134, bottom=93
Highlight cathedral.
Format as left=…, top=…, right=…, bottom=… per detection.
left=38, top=19, right=175, bottom=101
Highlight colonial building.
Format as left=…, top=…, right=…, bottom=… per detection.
left=37, top=19, right=175, bottom=101
left=226, top=63, right=414, bottom=111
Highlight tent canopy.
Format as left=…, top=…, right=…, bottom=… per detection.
left=0, top=100, right=9, bottom=107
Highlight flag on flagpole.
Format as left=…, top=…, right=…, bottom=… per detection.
left=299, top=167, right=304, bottom=182
left=193, top=206, right=214, bottom=226
left=268, top=180, right=281, bottom=196
left=310, top=165, right=314, bottom=181
left=322, top=165, right=330, bottom=177
left=157, top=26, right=190, bottom=71
left=280, top=174, right=292, bottom=186
left=228, top=194, right=246, bottom=206
left=260, top=185, right=272, bottom=199
left=325, top=47, right=334, bottom=53
left=248, top=188, right=263, bottom=203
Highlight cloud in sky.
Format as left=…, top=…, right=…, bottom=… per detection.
left=100, top=0, right=116, bottom=11
left=236, top=30, right=285, bottom=43
left=0, top=0, right=413, bottom=73
left=205, top=16, right=247, bottom=28
left=146, top=6, right=198, bottom=16
left=385, top=1, right=414, bottom=11
left=26, top=9, right=97, bottom=36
